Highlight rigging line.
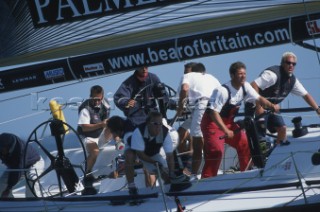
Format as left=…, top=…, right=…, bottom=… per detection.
left=302, top=0, right=320, bottom=67
left=0, top=110, right=48, bottom=125
left=290, top=152, right=308, bottom=204
left=174, top=38, right=181, bottom=62
left=289, top=17, right=293, bottom=44
left=66, top=57, right=77, bottom=80
left=0, top=93, right=31, bottom=103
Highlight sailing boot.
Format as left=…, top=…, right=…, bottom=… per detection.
left=280, top=140, right=290, bottom=146
left=128, top=183, right=138, bottom=195
left=81, top=173, right=97, bottom=195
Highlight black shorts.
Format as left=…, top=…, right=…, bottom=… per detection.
left=266, top=113, right=285, bottom=133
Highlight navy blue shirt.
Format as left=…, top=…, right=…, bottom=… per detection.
left=0, top=133, right=40, bottom=188
left=113, top=72, right=161, bottom=128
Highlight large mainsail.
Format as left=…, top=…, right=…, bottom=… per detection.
left=1, top=0, right=320, bottom=93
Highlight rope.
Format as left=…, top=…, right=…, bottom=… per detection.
left=0, top=110, right=48, bottom=125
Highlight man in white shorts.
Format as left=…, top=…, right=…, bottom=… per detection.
left=77, top=85, right=113, bottom=194
left=175, top=62, right=196, bottom=175
left=177, top=62, right=221, bottom=176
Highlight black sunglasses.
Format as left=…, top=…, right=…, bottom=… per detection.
left=150, top=121, right=162, bottom=126
left=91, top=97, right=103, bottom=102
left=285, top=61, right=296, bottom=66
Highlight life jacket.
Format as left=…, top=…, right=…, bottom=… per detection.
left=77, top=99, right=110, bottom=138
left=220, top=84, right=246, bottom=123
left=259, top=65, right=296, bottom=104
left=127, top=123, right=169, bottom=157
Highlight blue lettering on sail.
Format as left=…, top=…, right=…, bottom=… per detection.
left=44, top=68, right=65, bottom=80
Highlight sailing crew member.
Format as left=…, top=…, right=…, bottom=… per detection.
left=176, top=62, right=221, bottom=178
left=175, top=62, right=197, bottom=175
left=201, top=61, right=277, bottom=178
left=113, top=66, right=165, bottom=130
left=129, top=111, right=188, bottom=194
left=78, top=85, right=116, bottom=195
left=0, top=133, right=44, bottom=198
left=251, top=52, right=320, bottom=145
left=113, top=66, right=169, bottom=188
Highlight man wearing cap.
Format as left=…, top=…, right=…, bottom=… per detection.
left=0, top=133, right=44, bottom=198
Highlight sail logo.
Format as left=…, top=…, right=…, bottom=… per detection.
left=12, top=75, right=37, bottom=84
left=44, top=68, right=65, bottom=80
left=27, top=0, right=191, bottom=28
left=83, top=63, right=105, bottom=73
left=306, top=19, right=320, bottom=35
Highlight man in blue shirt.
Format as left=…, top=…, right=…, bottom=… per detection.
left=0, top=133, right=44, bottom=198
left=113, top=66, right=163, bottom=130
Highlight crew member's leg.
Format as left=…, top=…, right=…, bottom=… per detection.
left=26, top=157, right=45, bottom=197
left=139, top=154, right=168, bottom=186
left=177, top=118, right=192, bottom=174
left=267, top=114, right=288, bottom=145
left=125, top=149, right=138, bottom=194
left=226, top=123, right=251, bottom=172
left=0, top=172, right=14, bottom=198
left=82, top=137, right=100, bottom=195
left=86, top=142, right=99, bottom=175
left=201, top=113, right=225, bottom=178
left=190, top=102, right=206, bottom=175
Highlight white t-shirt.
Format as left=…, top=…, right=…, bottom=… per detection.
left=78, top=108, right=91, bottom=125
left=77, top=108, right=107, bottom=145
left=181, top=72, right=221, bottom=104
left=254, top=70, right=307, bottom=96
left=77, top=99, right=110, bottom=125
left=208, top=81, right=260, bottom=113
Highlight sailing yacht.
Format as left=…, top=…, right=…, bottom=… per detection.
left=1, top=1, right=320, bottom=211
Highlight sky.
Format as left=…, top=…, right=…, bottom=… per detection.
left=1, top=42, right=320, bottom=140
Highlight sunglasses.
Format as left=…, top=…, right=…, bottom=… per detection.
left=285, top=61, right=296, bottom=66
left=150, top=121, right=162, bottom=126
left=91, top=97, right=103, bottom=102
